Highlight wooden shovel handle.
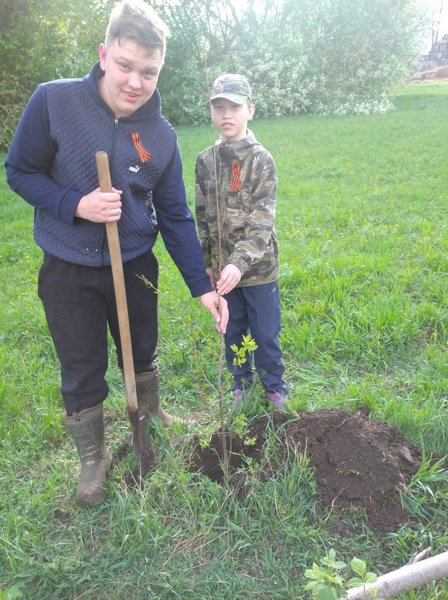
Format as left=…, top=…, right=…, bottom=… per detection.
left=95, top=151, right=138, bottom=412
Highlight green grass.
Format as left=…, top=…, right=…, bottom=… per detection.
left=1, top=82, right=448, bottom=599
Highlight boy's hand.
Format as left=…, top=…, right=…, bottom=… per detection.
left=75, top=187, right=123, bottom=223
left=216, top=264, right=241, bottom=295
left=200, top=291, right=228, bottom=334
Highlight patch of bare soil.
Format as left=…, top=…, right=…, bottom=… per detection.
left=407, top=64, right=448, bottom=83
left=189, top=408, right=423, bottom=533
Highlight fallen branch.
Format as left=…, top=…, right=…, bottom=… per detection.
left=344, top=551, right=448, bottom=599
left=408, top=546, right=432, bottom=565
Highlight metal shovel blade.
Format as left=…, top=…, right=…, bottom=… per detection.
left=128, top=408, right=155, bottom=476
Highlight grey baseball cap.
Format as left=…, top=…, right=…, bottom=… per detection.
left=210, top=74, right=252, bottom=104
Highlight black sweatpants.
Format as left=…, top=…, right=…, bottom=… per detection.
left=38, top=251, right=158, bottom=415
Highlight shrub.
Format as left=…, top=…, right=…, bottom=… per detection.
left=0, top=75, right=29, bottom=154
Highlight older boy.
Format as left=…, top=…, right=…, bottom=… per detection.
left=6, top=0, right=227, bottom=508
left=195, top=74, right=288, bottom=411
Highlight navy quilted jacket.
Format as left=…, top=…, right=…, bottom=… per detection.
left=6, top=63, right=212, bottom=297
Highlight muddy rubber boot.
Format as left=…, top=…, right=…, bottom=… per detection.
left=65, top=404, right=111, bottom=508
left=135, top=366, right=186, bottom=427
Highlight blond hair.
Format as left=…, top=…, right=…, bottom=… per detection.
left=105, top=0, right=170, bottom=58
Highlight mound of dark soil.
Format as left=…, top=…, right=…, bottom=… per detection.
left=189, top=408, right=423, bottom=532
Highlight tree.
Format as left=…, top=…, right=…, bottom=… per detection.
left=154, top=0, right=431, bottom=121
left=0, top=0, right=107, bottom=151
left=152, top=0, right=245, bottom=124
left=0, top=0, right=433, bottom=151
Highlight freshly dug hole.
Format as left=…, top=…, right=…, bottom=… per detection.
left=188, top=408, right=423, bottom=532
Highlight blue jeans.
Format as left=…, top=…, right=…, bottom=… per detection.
left=224, top=281, right=288, bottom=395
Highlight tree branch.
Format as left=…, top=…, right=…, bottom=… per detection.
left=343, top=551, right=448, bottom=599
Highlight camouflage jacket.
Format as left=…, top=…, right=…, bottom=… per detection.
left=195, top=130, right=279, bottom=287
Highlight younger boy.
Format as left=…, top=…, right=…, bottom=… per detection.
left=195, top=74, right=288, bottom=410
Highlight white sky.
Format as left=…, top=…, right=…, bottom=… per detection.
left=424, top=5, right=448, bottom=51
left=430, top=1, right=448, bottom=37
left=438, top=9, right=448, bottom=34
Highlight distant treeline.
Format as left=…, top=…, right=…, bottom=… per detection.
left=0, top=0, right=430, bottom=152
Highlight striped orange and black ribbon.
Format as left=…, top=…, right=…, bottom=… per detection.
left=230, top=161, right=241, bottom=192
left=131, top=131, right=150, bottom=163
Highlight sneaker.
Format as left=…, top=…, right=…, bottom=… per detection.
left=233, top=388, right=252, bottom=410
left=233, top=389, right=245, bottom=410
left=265, top=391, right=286, bottom=412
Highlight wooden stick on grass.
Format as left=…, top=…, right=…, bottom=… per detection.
left=343, top=550, right=448, bottom=599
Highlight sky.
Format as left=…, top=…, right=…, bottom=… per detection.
left=422, top=2, right=448, bottom=50
left=430, top=1, right=448, bottom=40
left=438, top=9, right=448, bottom=36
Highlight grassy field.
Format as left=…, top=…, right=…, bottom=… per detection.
left=1, top=82, right=448, bottom=599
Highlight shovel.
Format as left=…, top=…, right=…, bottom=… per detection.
left=95, top=151, right=155, bottom=476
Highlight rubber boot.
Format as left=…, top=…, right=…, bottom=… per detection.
left=135, top=366, right=185, bottom=427
left=65, top=404, right=111, bottom=508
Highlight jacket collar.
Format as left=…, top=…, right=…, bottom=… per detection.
left=215, top=129, right=258, bottom=159
left=215, top=129, right=257, bottom=150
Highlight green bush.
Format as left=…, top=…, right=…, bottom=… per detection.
left=0, top=75, right=29, bottom=154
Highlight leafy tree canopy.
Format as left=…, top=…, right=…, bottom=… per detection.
left=0, top=0, right=432, bottom=151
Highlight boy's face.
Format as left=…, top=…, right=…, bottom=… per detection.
left=211, top=98, right=255, bottom=143
left=98, top=37, right=164, bottom=118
